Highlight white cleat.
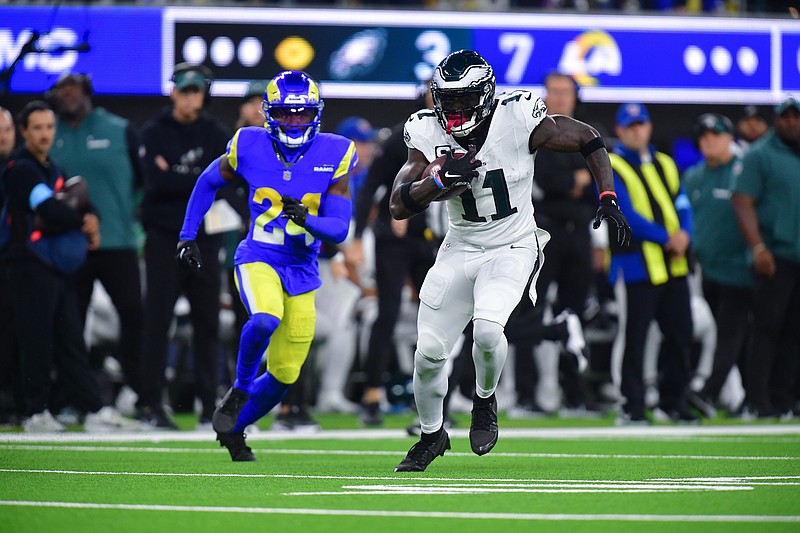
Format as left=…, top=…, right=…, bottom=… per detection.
left=23, top=410, right=66, bottom=433
left=84, top=406, right=144, bottom=432
left=555, top=310, right=588, bottom=373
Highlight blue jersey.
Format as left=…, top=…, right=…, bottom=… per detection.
left=228, top=128, right=357, bottom=294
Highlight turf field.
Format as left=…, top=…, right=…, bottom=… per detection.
left=1, top=416, right=799, bottom=532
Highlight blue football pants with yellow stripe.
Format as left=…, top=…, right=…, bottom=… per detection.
left=231, top=262, right=316, bottom=432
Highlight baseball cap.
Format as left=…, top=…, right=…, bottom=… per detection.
left=243, top=80, right=266, bottom=102
left=173, top=68, right=208, bottom=91
left=616, top=103, right=650, bottom=127
left=775, top=96, right=800, bottom=115
left=336, top=116, right=375, bottom=142
left=741, top=105, right=765, bottom=121
left=694, top=113, right=734, bottom=139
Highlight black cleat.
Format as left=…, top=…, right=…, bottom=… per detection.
left=137, top=406, right=178, bottom=430
left=394, top=429, right=450, bottom=472
left=469, top=393, right=498, bottom=456
left=360, top=402, right=383, bottom=427
left=217, top=431, right=256, bottom=462
left=212, top=387, right=249, bottom=434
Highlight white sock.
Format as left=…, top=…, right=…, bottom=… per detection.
left=413, top=350, right=448, bottom=434
left=472, top=318, right=508, bottom=398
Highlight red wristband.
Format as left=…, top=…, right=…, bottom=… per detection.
left=599, top=191, right=617, bottom=200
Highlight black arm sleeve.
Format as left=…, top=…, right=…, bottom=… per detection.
left=35, top=197, right=84, bottom=233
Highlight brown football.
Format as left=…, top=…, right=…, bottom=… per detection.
left=425, top=154, right=469, bottom=202
left=55, top=175, right=89, bottom=213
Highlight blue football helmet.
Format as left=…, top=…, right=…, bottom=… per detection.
left=263, top=70, right=324, bottom=150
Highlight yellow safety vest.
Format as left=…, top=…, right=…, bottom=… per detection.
left=609, top=152, right=689, bottom=285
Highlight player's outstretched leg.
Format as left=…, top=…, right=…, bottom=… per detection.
left=217, top=431, right=255, bottom=462
left=469, top=392, right=498, bottom=456
left=212, top=387, right=249, bottom=434
left=394, top=428, right=451, bottom=472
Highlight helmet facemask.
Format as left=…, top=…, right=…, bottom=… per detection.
left=431, top=50, right=495, bottom=137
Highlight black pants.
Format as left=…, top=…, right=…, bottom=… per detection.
left=5, top=259, right=103, bottom=416
left=141, top=228, right=222, bottom=414
left=700, top=279, right=753, bottom=400
left=748, top=256, right=800, bottom=413
left=74, top=249, right=145, bottom=397
left=621, top=277, right=693, bottom=417
left=0, top=261, right=20, bottom=417
left=365, top=235, right=435, bottom=388
left=514, top=220, right=592, bottom=407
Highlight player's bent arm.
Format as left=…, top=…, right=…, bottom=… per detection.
left=303, top=173, right=352, bottom=244
left=388, top=148, right=442, bottom=220
left=530, top=115, right=615, bottom=195
left=179, top=156, right=237, bottom=240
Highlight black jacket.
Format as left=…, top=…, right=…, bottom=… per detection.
left=1, top=147, right=84, bottom=264
left=140, top=107, right=231, bottom=235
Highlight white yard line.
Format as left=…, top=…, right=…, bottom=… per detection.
left=1, top=445, right=798, bottom=461
left=2, top=469, right=799, bottom=486
left=1, top=500, right=799, bottom=523
left=1, top=425, right=799, bottom=443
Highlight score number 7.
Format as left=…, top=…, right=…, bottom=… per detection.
left=498, top=33, right=534, bottom=85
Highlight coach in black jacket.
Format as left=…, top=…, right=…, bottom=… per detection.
left=2, top=101, right=105, bottom=429
left=138, top=65, right=231, bottom=429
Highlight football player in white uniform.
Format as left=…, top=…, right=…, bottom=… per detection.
left=390, top=50, right=631, bottom=472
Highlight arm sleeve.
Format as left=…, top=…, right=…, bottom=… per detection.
left=179, top=157, right=228, bottom=240
left=303, top=193, right=352, bottom=244
left=126, top=124, right=145, bottom=191
left=6, top=162, right=83, bottom=233
left=614, top=174, right=670, bottom=245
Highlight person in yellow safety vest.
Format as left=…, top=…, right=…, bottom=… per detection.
left=608, top=103, right=697, bottom=426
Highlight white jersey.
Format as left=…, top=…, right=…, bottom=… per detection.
left=404, top=90, right=548, bottom=248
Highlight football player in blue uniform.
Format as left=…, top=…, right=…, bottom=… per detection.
left=176, top=71, right=357, bottom=460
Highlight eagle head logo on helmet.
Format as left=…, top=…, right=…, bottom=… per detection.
left=263, top=70, right=324, bottom=154
left=431, top=50, right=495, bottom=138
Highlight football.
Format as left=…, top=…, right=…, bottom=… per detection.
left=56, top=175, right=90, bottom=213
left=425, top=154, right=469, bottom=202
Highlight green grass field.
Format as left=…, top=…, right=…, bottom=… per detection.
left=1, top=414, right=799, bottom=532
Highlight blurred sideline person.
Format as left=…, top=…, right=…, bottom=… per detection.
left=48, top=74, right=146, bottom=412
left=512, top=71, right=592, bottom=415
left=2, top=101, right=137, bottom=432
left=732, top=97, right=800, bottom=419
left=0, top=106, right=19, bottom=423
left=235, top=80, right=268, bottom=130
left=389, top=50, right=630, bottom=472
left=608, top=103, right=696, bottom=425
left=139, top=63, right=231, bottom=429
left=682, top=113, right=752, bottom=417
left=735, top=105, right=769, bottom=153
left=177, top=71, right=357, bottom=460
left=351, top=89, right=438, bottom=427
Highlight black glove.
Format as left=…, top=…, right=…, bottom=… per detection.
left=439, top=145, right=481, bottom=188
left=593, top=193, right=631, bottom=247
left=175, top=240, right=202, bottom=271
left=281, top=195, right=308, bottom=226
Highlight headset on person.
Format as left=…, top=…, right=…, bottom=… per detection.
left=171, top=62, right=214, bottom=106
